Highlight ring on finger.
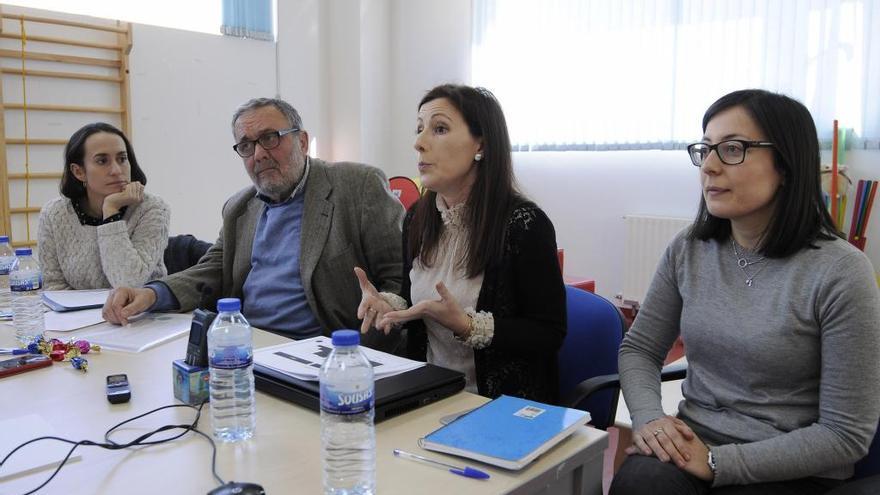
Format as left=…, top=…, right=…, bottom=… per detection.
left=652, top=427, right=664, bottom=437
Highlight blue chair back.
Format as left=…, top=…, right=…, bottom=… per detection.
left=558, top=286, right=625, bottom=430
left=164, top=234, right=212, bottom=275
left=853, top=423, right=880, bottom=479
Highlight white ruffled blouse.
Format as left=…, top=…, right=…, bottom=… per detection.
left=410, top=197, right=486, bottom=393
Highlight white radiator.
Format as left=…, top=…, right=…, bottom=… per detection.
left=622, top=215, right=692, bottom=306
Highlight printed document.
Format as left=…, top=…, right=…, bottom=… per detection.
left=254, top=335, right=424, bottom=381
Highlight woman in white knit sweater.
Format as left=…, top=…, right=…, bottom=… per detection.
left=38, top=122, right=169, bottom=290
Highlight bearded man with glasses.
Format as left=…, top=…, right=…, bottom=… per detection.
left=103, top=97, right=404, bottom=350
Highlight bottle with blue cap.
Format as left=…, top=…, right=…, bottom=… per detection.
left=207, top=297, right=255, bottom=442
left=9, top=247, right=44, bottom=344
left=0, top=236, right=15, bottom=317
left=320, top=329, right=376, bottom=495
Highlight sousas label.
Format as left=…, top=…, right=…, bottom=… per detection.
left=320, top=387, right=374, bottom=415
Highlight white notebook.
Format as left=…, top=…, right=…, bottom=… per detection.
left=74, top=313, right=191, bottom=352
left=0, top=414, right=82, bottom=481
left=45, top=308, right=106, bottom=332
left=41, top=290, right=110, bottom=312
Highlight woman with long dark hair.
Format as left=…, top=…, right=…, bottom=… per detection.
left=611, top=90, right=880, bottom=494
left=38, top=122, right=169, bottom=289
left=356, top=84, right=566, bottom=402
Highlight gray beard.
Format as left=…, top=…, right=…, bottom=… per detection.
left=255, top=159, right=305, bottom=202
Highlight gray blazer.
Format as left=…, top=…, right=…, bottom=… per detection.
left=163, top=159, right=404, bottom=345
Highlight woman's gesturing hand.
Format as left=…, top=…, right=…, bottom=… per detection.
left=354, top=267, right=395, bottom=334
left=379, top=281, right=471, bottom=338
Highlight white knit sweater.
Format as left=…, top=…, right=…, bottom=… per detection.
left=37, top=193, right=170, bottom=290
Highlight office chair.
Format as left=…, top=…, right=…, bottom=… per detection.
left=164, top=234, right=212, bottom=275
left=388, top=176, right=420, bottom=211
left=854, top=426, right=880, bottom=479
left=558, top=286, right=626, bottom=430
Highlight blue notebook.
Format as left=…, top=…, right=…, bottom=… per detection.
left=419, top=395, right=590, bottom=470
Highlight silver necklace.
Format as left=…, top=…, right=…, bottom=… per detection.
left=731, top=239, right=767, bottom=287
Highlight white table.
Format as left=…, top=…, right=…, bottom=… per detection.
left=0, top=324, right=608, bottom=494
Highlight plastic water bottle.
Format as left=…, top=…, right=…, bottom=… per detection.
left=0, top=236, right=15, bottom=316
left=207, top=298, right=255, bottom=442
left=10, top=248, right=44, bottom=345
left=320, top=330, right=375, bottom=495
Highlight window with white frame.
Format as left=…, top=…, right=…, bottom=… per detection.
left=472, top=0, right=880, bottom=151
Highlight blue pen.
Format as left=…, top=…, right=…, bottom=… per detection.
left=393, top=449, right=490, bottom=480
left=0, top=348, right=30, bottom=355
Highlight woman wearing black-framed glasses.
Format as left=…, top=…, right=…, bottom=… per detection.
left=611, top=90, right=880, bottom=494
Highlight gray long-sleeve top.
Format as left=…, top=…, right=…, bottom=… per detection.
left=619, top=231, right=880, bottom=486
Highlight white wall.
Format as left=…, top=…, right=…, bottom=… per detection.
left=279, top=0, right=472, bottom=174
left=389, top=0, right=473, bottom=177
left=275, top=0, right=328, bottom=158
left=359, top=0, right=392, bottom=169
left=127, top=24, right=277, bottom=242
left=514, top=151, right=700, bottom=300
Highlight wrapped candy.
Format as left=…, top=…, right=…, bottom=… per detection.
left=25, top=335, right=98, bottom=372
left=70, top=357, right=88, bottom=372
left=74, top=340, right=91, bottom=354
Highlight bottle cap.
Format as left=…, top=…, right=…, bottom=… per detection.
left=331, top=329, right=359, bottom=346
left=14, top=248, right=32, bottom=256
left=0, top=236, right=8, bottom=243
left=216, top=298, right=241, bottom=312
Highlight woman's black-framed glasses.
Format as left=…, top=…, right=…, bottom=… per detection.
left=232, top=128, right=300, bottom=158
left=686, top=140, right=775, bottom=167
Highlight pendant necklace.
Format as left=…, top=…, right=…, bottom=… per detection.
left=731, top=239, right=767, bottom=287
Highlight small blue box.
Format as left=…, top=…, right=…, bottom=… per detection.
left=172, top=359, right=210, bottom=405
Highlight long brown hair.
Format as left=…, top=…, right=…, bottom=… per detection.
left=408, top=84, right=522, bottom=277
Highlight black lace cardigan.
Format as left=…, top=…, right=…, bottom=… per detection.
left=401, top=200, right=567, bottom=403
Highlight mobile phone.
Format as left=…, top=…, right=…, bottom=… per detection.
left=0, top=354, right=52, bottom=379
left=185, top=309, right=215, bottom=368
left=106, top=373, right=131, bottom=404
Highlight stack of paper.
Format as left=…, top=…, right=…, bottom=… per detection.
left=73, top=313, right=191, bottom=353
left=254, top=335, right=424, bottom=381
left=45, top=308, right=105, bottom=332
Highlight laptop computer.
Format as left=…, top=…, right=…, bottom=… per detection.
left=254, top=362, right=466, bottom=422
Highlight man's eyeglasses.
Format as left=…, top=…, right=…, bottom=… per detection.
left=232, top=128, right=299, bottom=158
left=686, top=140, right=775, bottom=167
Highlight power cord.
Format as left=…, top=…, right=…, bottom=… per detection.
left=0, top=401, right=224, bottom=494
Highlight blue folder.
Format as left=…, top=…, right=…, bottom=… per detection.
left=419, top=394, right=590, bottom=470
